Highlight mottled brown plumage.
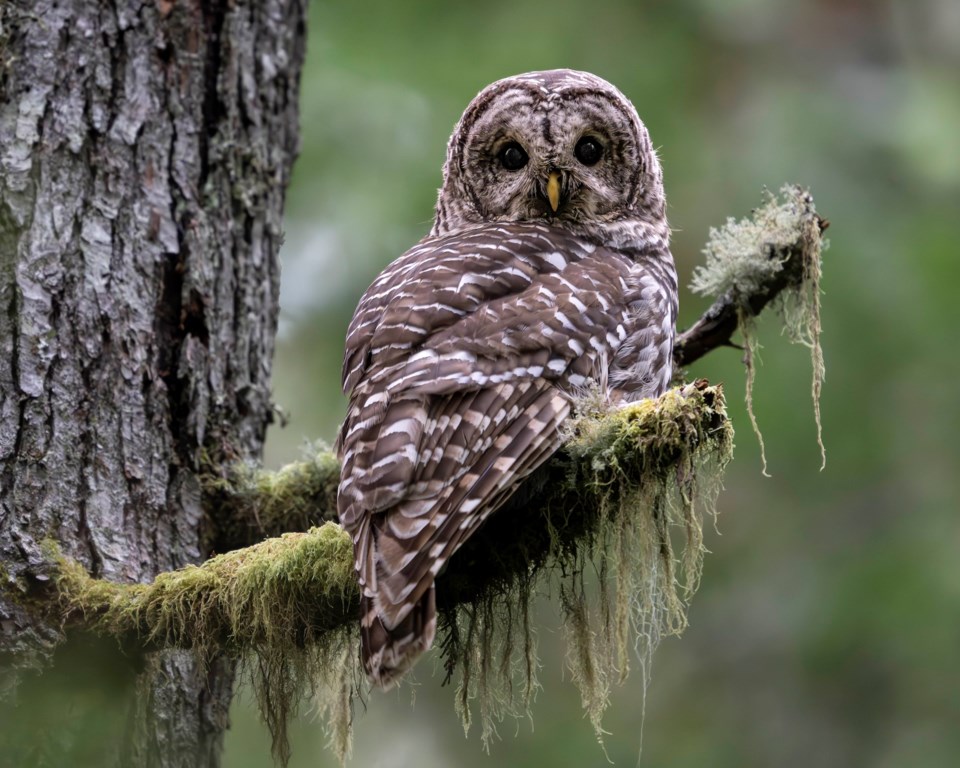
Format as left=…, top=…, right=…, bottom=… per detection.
left=336, top=70, right=678, bottom=687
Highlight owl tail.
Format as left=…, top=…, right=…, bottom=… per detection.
left=361, top=585, right=437, bottom=689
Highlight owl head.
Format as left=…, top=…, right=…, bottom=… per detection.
left=432, top=69, right=666, bottom=239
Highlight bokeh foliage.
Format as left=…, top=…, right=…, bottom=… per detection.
left=239, top=1, right=959, bottom=766
left=8, top=0, right=956, bottom=766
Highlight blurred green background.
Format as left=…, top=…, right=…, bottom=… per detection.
left=235, top=0, right=960, bottom=765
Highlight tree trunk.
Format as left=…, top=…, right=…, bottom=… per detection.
left=0, top=1, right=305, bottom=765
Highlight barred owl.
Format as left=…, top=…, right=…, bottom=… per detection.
left=336, top=69, right=677, bottom=687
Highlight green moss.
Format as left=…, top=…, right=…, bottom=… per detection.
left=443, top=577, right=540, bottom=749
left=440, top=382, right=732, bottom=750
left=49, top=383, right=733, bottom=764
left=202, top=446, right=341, bottom=548
left=53, top=523, right=358, bottom=765
left=559, top=382, right=732, bottom=743
left=691, top=185, right=827, bottom=471
left=56, top=523, right=356, bottom=648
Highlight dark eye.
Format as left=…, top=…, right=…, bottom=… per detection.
left=574, top=136, right=603, bottom=166
left=498, top=142, right=528, bottom=171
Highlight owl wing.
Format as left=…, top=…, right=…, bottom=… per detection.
left=337, top=222, right=650, bottom=685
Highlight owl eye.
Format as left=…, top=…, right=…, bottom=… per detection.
left=498, top=142, right=528, bottom=171
left=574, top=136, right=603, bottom=166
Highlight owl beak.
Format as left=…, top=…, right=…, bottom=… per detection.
left=546, top=171, right=562, bottom=212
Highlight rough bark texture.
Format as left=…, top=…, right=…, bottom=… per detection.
left=0, top=0, right=306, bottom=765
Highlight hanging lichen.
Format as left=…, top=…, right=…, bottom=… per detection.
left=436, top=382, right=733, bottom=750
left=690, top=184, right=827, bottom=471
left=44, top=382, right=732, bottom=765
left=558, top=383, right=732, bottom=741
left=50, top=524, right=360, bottom=765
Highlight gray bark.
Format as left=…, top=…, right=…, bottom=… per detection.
left=0, top=0, right=306, bottom=765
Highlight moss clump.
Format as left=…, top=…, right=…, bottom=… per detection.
left=202, top=448, right=341, bottom=549
left=441, top=575, right=540, bottom=749
left=559, top=382, right=732, bottom=744
left=439, top=382, right=732, bottom=751
left=56, top=523, right=356, bottom=648
left=49, top=383, right=733, bottom=764
left=691, top=185, right=826, bottom=472
left=54, top=523, right=358, bottom=764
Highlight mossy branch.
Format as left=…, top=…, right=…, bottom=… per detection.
left=52, top=382, right=730, bottom=653
left=675, top=185, right=827, bottom=369
left=678, top=185, right=827, bottom=472
left=46, top=381, right=732, bottom=763
left=202, top=450, right=341, bottom=551
left=20, top=186, right=826, bottom=764
left=53, top=524, right=357, bottom=654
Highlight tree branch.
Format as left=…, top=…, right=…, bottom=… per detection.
left=3, top=185, right=827, bottom=765
left=199, top=185, right=827, bottom=552
left=674, top=185, right=827, bottom=368
left=21, top=183, right=828, bottom=668
left=50, top=381, right=731, bottom=653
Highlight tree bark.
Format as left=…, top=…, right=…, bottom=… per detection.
left=0, top=1, right=306, bottom=765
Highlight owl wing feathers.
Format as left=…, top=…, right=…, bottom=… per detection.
left=340, top=224, right=614, bottom=397
left=341, top=228, right=541, bottom=396
left=337, top=223, right=652, bottom=685
left=356, top=379, right=571, bottom=687
left=375, top=383, right=571, bottom=617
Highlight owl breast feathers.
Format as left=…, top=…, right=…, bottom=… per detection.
left=335, top=69, right=678, bottom=688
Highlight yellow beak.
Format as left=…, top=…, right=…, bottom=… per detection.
left=546, top=171, right=561, bottom=212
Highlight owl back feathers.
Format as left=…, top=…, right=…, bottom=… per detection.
left=336, top=223, right=675, bottom=686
